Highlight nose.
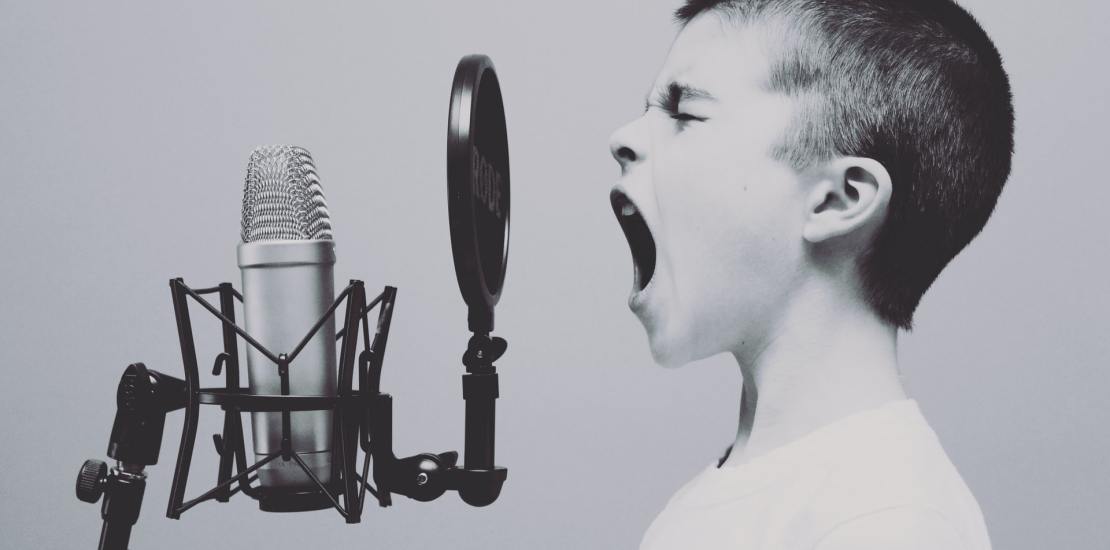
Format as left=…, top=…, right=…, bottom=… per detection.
left=608, top=119, right=646, bottom=172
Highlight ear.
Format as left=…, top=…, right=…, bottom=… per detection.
left=802, top=157, right=892, bottom=244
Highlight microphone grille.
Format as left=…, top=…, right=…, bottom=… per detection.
left=241, top=145, right=334, bottom=243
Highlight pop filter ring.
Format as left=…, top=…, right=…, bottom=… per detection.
left=448, top=54, right=510, bottom=334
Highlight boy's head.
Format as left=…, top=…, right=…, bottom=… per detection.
left=609, top=0, right=1013, bottom=366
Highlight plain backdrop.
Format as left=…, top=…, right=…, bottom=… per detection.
left=1, top=1, right=1107, bottom=548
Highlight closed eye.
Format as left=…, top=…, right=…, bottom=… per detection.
left=645, top=100, right=707, bottom=126
left=670, top=112, right=706, bottom=123
left=644, top=81, right=714, bottom=127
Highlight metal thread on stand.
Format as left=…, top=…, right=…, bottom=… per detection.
left=97, top=470, right=146, bottom=550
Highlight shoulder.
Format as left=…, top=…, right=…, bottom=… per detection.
left=812, top=506, right=967, bottom=550
left=797, top=401, right=991, bottom=548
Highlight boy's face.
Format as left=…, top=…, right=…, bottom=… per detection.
left=609, top=14, right=808, bottom=367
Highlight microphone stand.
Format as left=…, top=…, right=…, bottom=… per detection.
left=76, top=363, right=186, bottom=550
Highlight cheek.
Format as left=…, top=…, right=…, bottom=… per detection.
left=660, top=157, right=803, bottom=318
left=717, top=181, right=803, bottom=291
left=654, top=137, right=745, bottom=244
left=656, top=142, right=798, bottom=270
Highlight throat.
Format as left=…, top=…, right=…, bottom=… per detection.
left=721, top=307, right=904, bottom=467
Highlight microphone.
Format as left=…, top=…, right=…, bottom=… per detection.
left=75, top=56, right=513, bottom=548
left=238, top=145, right=337, bottom=499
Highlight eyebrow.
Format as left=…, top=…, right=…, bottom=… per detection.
left=644, top=81, right=717, bottom=112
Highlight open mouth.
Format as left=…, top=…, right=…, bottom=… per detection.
left=610, top=189, right=657, bottom=292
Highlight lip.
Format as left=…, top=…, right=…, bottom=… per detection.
left=628, top=270, right=657, bottom=312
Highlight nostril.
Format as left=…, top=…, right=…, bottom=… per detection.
left=616, top=146, right=637, bottom=163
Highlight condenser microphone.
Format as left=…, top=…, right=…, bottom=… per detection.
left=74, top=57, right=514, bottom=548
left=238, top=145, right=337, bottom=501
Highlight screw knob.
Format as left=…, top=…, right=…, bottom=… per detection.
left=76, top=459, right=108, bottom=503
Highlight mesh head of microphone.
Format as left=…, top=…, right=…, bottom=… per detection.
left=241, top=145, right=334, bottom=243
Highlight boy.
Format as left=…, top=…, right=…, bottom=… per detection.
left=607, top=1, right=1012, bottom=548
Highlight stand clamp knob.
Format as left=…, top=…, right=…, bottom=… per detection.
left=76, top=459, right=109, bottom=504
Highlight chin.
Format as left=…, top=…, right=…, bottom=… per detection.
left=649, top=345, right=688, bottom=368
left=644, top=311, right=740, bottom=368
left=644, top=323, right=704, bottom=368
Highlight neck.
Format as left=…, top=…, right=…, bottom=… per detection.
left=723, top=280, right=905, bottom=466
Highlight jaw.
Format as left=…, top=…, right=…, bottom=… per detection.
left=611, top=187, right=724, bottom=369
left=611, top=187, right=692, bottom=367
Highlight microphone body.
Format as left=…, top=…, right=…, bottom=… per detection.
left=238, top=145, right=337, bottom=491
left=238, top=240, right=336, bottom=487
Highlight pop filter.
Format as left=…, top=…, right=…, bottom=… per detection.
left=448, top=54, right=510, bottom=334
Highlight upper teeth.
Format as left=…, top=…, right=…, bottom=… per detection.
left=621, top=203, right=637, bottom=216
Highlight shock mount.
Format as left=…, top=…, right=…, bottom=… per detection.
left=76, top=278, right=507, bottom=550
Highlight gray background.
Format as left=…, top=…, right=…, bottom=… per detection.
left=1, top=0, right=1106, bottom=548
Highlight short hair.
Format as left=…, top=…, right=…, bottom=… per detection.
left=675, top=0, right=1014, bottom=330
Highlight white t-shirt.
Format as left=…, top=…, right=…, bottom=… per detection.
left=640, top=399, right=991, bottom=550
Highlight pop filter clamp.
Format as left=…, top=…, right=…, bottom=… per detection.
left=74, top=54, right=510, bottom=549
